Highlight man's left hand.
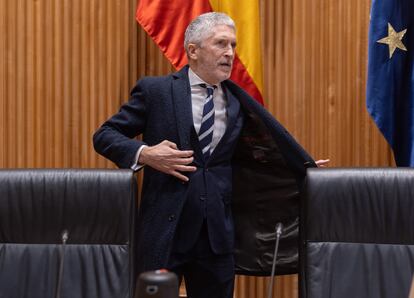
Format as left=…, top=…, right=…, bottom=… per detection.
left=315, top=159, right=330, bottom=167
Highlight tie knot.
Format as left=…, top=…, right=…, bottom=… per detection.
left=199, top=84, right=216, bottom=97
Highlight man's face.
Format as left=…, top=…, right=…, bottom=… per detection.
left=188, top=25, right=237, bottom=85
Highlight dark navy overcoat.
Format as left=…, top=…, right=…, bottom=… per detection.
left=93, top=66, right=316, bottom=276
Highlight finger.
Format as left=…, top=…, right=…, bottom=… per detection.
left=172, top=149, right=194, bottom=158
left=170, top=171, right=189, bottom=182
left=162, top=140, right=178, bottom=149
left=315, top=159, right=330, bottom=164
left=174, top=165, right=197, bottom=172
left=171, top=157, right=194, bottom=165
left=315, top=159, right=330, bottom=167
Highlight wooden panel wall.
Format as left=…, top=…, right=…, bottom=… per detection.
left=0, top=0, right=393, bottom=297
left=261, top=0, right=392, bottom=167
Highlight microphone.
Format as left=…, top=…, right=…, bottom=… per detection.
left=276, top=222, right=283, bottom=237
left=267, top=223, right=284, bottom=298
left=61, top=230, right=68, bottom=244
left=136, top=269, right=179, bottom=297
left=55, top=230, right=69, bottom=298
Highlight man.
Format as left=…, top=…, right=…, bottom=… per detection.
left=94, top=12, right=327, bottom=298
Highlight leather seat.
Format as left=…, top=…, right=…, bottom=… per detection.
left=302, top=168, right=414, bottom=298
left=0, top=169, right=137, bottom=298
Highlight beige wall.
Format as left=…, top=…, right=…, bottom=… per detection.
left=0, top=0, right=393, bottom=296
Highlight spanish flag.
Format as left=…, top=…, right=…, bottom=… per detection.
left=136, top=0, right=264, bottom=105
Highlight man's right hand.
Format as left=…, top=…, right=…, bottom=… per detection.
left=138, top=140, right=197, bottom=182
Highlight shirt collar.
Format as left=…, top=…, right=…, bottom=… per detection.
left=188, top=67, right=208, bottom=87
left=188, top=67, right=222, bottom=89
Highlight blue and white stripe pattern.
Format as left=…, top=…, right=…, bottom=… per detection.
left=198, top=84, right=216, bottom=160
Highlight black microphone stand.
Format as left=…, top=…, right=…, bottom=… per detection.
left=267, top=223, right=283, bottom=298
left=55, top=230, right=69, bottom=298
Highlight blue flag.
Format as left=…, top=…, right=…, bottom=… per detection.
left=367, top=0, right=414, bottom=166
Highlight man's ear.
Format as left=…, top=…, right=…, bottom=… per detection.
left=187, top=43, right=198, bottom=60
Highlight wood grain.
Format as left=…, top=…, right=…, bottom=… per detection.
left=0, top=0, right=393, bottom=296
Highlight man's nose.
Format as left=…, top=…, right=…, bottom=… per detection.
left=224, top=44, right=235, bottom=58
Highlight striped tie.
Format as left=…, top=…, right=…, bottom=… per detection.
left=198, top=84, right=215, bottom=160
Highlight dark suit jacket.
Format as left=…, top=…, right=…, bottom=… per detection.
left=171, top=82, right=243, bottom=255
left=93, top=66, right=315, bottom=276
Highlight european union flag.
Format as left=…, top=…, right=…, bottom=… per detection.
left=367, top=0, right=414, bottom=166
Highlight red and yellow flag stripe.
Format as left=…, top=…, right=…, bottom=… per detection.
left=136, top=0, right=264, bottom=105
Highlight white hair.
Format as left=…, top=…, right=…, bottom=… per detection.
left=184, top=12, right=235, bottom=50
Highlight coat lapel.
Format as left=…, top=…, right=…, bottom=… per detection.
left=209, top=82, right=241, bottom=160
left=172, top=66, right=193, bottom=150
left=222, top=83, right=241, bottom=140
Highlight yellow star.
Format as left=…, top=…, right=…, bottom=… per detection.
left=377, top=23, right=407, bottom=58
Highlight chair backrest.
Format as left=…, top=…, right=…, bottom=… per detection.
left=303, top=168, right=414, bottom=298
left=0, top=169, right=137, bottom=298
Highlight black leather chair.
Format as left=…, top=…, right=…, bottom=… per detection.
left=0, top=169, right=137, bottom=298
left=302, top=168, right=414, bottom=298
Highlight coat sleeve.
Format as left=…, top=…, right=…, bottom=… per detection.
left=93, top=80, right=148, bottom=169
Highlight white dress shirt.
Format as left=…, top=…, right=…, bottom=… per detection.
left=188, top=67, right=227, bottom=153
